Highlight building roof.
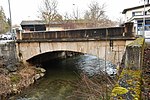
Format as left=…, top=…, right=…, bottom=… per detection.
left=20, top=20, right=64, bottom=26
left=122, top=4, right=150, bottom=14
left=20, top=20, right=45, bottom=25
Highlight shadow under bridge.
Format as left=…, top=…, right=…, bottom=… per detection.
left=26, top=50, right=84, bottom=66
left=26, top=50, right=117, bottom=76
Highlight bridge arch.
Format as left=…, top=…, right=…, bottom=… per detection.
left=17, top=40, right=127, bottom=65
left=26, top=50, right=85, bottom=64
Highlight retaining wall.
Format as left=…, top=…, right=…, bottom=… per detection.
left=110, top=38, right=145, bottom=100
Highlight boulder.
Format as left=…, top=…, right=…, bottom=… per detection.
left=6, top=64, right=17, bottom=72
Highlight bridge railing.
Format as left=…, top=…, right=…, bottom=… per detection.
left=17, top=26, right=134, bottom=40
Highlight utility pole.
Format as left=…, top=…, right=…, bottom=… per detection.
left=8, top=0, right=12, bottom=33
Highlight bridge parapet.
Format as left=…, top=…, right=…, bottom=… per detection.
left=111, top=38, right=145, bottom=99
left=17, top=26, right=135, bottom=40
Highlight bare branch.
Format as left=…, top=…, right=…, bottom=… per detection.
left=38, top=0, right=62, bottom=24
left=83, top=1, right=116, bottom=28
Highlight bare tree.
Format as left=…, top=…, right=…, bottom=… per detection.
left=84, top=1, right=115, bottom=28
left=117, top=17, right=125, bottom=26
left=63, top=11, right=80, bottom=29
left=72, top=4, right=80, bottom=20
left=85, top=2, right=105, bottom=20
left=84, top=1, right=105, bottom=27
left=38, top=0, right=62, bottom=30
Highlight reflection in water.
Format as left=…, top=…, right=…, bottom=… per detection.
left=10, top=54, right=116, bottom=100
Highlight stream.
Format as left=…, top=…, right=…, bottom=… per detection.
left=9, top=54, right=117, bottom=100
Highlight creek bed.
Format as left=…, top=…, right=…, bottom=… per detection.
left=9, top=54, right=116, bottom=100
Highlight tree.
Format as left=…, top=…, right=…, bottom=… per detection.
left=72, top=4, right=80, bottom=20
left=0, top=6, right=9, bottom=34
left=39, top=0, right=62, bottom=23
left=116, top=17, right=125, bottom=26
left=7, top=18, right=11, bottom=27
left=84, top=1, right=115, bottom=28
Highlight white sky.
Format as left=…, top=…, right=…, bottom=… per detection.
left=0, top=0, right=144, bottom=25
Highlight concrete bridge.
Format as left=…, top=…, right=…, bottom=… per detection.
left=15, top=22, right=148, bottom=99
left=16, top=23, right=136, bottom=65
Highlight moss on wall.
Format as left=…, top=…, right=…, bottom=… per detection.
left=111, top=69, right=141, bottom=99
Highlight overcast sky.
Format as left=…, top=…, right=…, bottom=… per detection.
left=0, top=0, right=144, bottom=25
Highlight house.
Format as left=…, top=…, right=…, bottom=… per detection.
left=122, top=2, right=150, bottom=38
left=20, top=20, right=64, bottom=32
left=20, top=20, right=46, bottom=32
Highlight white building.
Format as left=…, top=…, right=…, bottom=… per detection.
left=122, top=3, right=150, bottom=38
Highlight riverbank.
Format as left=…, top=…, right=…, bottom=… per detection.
left=0, top=41, right=46, bottom=99
left=0, top=62, right=45, bottom=99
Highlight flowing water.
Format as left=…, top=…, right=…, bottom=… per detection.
left=9, top=54, right=116, bottom=100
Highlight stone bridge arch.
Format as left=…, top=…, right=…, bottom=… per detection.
left=26, top=50, right=85, bottom=64
left=16, top=40, right=128, bottom=65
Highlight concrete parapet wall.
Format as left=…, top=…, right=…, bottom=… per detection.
left=111, top=38, right=145, bottom=100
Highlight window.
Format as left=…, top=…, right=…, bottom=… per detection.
left=132, top=11, right=143, bottom=16
left=132, top=12, right=135, bottom=17
left=145, top=26, right=150, bottom=31
left=147, top=9, right=150, bottom=15
left=137, top=20, right=150, bottom=31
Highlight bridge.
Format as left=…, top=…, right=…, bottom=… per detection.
left=16, top=23, right=135, bottom=65
left=15, top=23, right=149, bottom=99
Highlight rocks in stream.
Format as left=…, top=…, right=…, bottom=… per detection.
left=36, top=67, right=46, bottom=73
left=34, top=67, right=46, bottom=80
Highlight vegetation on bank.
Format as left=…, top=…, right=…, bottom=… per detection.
left=0, top=62, right=45, bottom=99
left=67, top=73, right=117, bottom=100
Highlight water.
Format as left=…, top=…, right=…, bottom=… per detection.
left=9, top=54, right=116, bottom=100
